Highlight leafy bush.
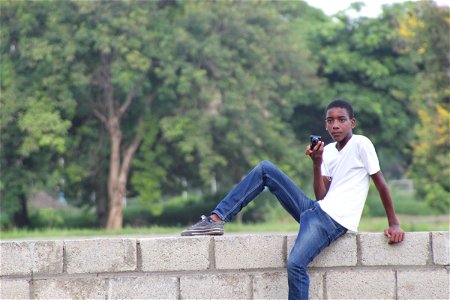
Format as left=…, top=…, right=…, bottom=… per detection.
left=363, top=185, right=440, bottom=217
left=123, top=189, right=290, bottom=227
left=422, top=183, right=450, bottom=214
left=124, top=191, right=227, bottom=227
left=28, top=207, right=97, bottom=229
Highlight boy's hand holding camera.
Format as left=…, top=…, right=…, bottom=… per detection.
left=305, top=135, right=324, bottom=165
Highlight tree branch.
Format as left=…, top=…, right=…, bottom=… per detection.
left=119, top=117, right=144, bottom=183
left=118, top=75, right=146, bottom=120
left=100, top=52, right=115, bottom=118
left=92, top=107, right=108, bottom=126
left=144, top=81, right=162, bottom=108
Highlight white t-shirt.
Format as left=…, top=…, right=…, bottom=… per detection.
left=319, top=134, right=380, bottom=232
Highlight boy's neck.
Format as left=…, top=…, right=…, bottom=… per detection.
left=336, top=133, right=353, bottom=151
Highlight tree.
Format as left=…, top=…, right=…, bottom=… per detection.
left=0, top=0, right=76, bottom=227
left=131, top=0, right=324, bottom=204
left=66, top=0, right=179, bottom=229
left=2, top=0, right=322, bottom=229
left=397, top=1, right=450, bottom=212
left=303, top=3, right=419, bottom=178
left=0, top=0, right=173, bottom=229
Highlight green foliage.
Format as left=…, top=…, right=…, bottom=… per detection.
left=421, top=183, right=450, bottom=214
left=25, top=208, right=97, bottom=230
left=305, top=7, right=418, bottom=177
left=397, top=2, right=450, bottom=213
left=123, top=191, right=227, bottom=227
left=1, top=0, right=447, bottom=230
left=130, top=116, right=168, bottom=213
left=30, top=209, right=64, bottom=228
left=151, top=0, right=321, bottom=191
left=20, top=103, right=70, bottom=155
left=363, top=184, right=440, bottom=217
left=0, top=0, right=77, bottom=226
left=123, top=187, right=309, bottom=228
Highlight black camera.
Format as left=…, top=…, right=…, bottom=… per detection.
left=310, top=135, right=322, bottom=150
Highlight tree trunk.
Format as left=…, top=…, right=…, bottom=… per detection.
left=96, top=189, right=108, bottom=227
left=105, top=116, right=142, bottom=229
left=93, top=52, right=148, bottom=230
left=14, top=193, right=30, bottom=228
left=106, top=117, right=124, bottom=229
left=106, top=192, right=124, bottom=229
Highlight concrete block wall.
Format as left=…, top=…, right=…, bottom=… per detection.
left=0, top=231, right=448, bottom=299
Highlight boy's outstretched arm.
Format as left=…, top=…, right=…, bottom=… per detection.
left=371, top=171, right=405, bottom=244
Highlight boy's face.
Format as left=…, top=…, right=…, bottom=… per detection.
left=325, top=107, right=356, bottom=142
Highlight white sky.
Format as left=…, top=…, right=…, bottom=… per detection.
left=304, top=0, right=450, bottom=18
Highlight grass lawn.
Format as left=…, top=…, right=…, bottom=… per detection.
left=0, top=215, right=448, bottom=240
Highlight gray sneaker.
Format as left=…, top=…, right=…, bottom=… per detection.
left=181, top=215, right=225, bottom=236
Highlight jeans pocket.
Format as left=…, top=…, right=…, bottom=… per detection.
left=317, top=205, right=345, bottom=234
left=328, top=217, right=347, bottom=239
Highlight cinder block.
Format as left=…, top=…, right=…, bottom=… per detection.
left=64, top=238, right=137, bottom=274
left=32, top=278, right=107, bottom=299
left=180, top=273, right=251, bottom=299
left=359, top=232, right=429, bottom=266
left=252, top=272, right=288, bottom=300
left=0, top=241, right=32, bottom=276
left=252, top=271, right=323, bottom=300
left=326, top=269, right=395, bottom=299
left=432, top=231, right=449, bottom=265
left=214, top=234, right=285, bottom=269
left=140, top=236, right=210, bottom=272
left=287, top=233, right=357, bottom=267
left=308, top=271, right=324, bottom=300
left=33, top=240, right=63, bottom=274
left=397, top=269, right=449, bottom=299
left=0, top=279, right=30, bottom=299
left=0, top=240, right=63, bottom=276
left=108, top=276, right=178, bottom=299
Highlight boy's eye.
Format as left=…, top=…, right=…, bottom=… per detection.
left=339, top=118, right=346, bottom=123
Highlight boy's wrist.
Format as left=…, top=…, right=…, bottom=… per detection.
left=313, top=161, right=322, bottom=167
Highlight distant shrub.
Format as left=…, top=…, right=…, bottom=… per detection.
left=28, top=207, right=97, bottom=229
left=122, top=189, right=291, bottom=227
left=124, top=191, right=227, bottom=227
left=363, top=184, right=440, bottom=217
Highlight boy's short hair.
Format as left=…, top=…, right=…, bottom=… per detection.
left=326, top=99, right=354, bottom=119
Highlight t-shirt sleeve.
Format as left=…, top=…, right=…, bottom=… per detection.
left=359, top=137, right=380, bottom=175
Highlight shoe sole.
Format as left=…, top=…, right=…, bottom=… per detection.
left=181, top=228, right=224, bottom=236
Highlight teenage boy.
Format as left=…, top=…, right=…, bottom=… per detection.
left=181, top=99, right=405, bottom=300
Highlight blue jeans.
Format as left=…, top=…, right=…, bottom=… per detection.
left=212, top=160, right=347, bottom=300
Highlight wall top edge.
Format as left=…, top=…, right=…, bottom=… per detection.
left=1, top=231, right=448, bottom=243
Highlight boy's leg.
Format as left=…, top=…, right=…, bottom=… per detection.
left=181, top=160, right=314, bottom=236
left=287, top=203, right=347, bottom=300
left=213, top=160, right=314, bottom=223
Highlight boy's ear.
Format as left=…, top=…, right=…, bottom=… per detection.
left=351, top=118, right=356, bottom=128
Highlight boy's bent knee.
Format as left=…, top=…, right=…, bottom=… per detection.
left=259, top=160, right=276, bottom=171
left=287, top=256, right=308, bottom=273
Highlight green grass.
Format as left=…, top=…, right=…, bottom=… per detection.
left=0, top=215, right=448, bottom=240
left=0, top=226, right=181, bottom=240
left=359, top=215, right=449, bottom=232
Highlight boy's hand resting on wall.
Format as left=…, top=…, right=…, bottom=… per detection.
left=384, top=224, right=405, bottom=244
